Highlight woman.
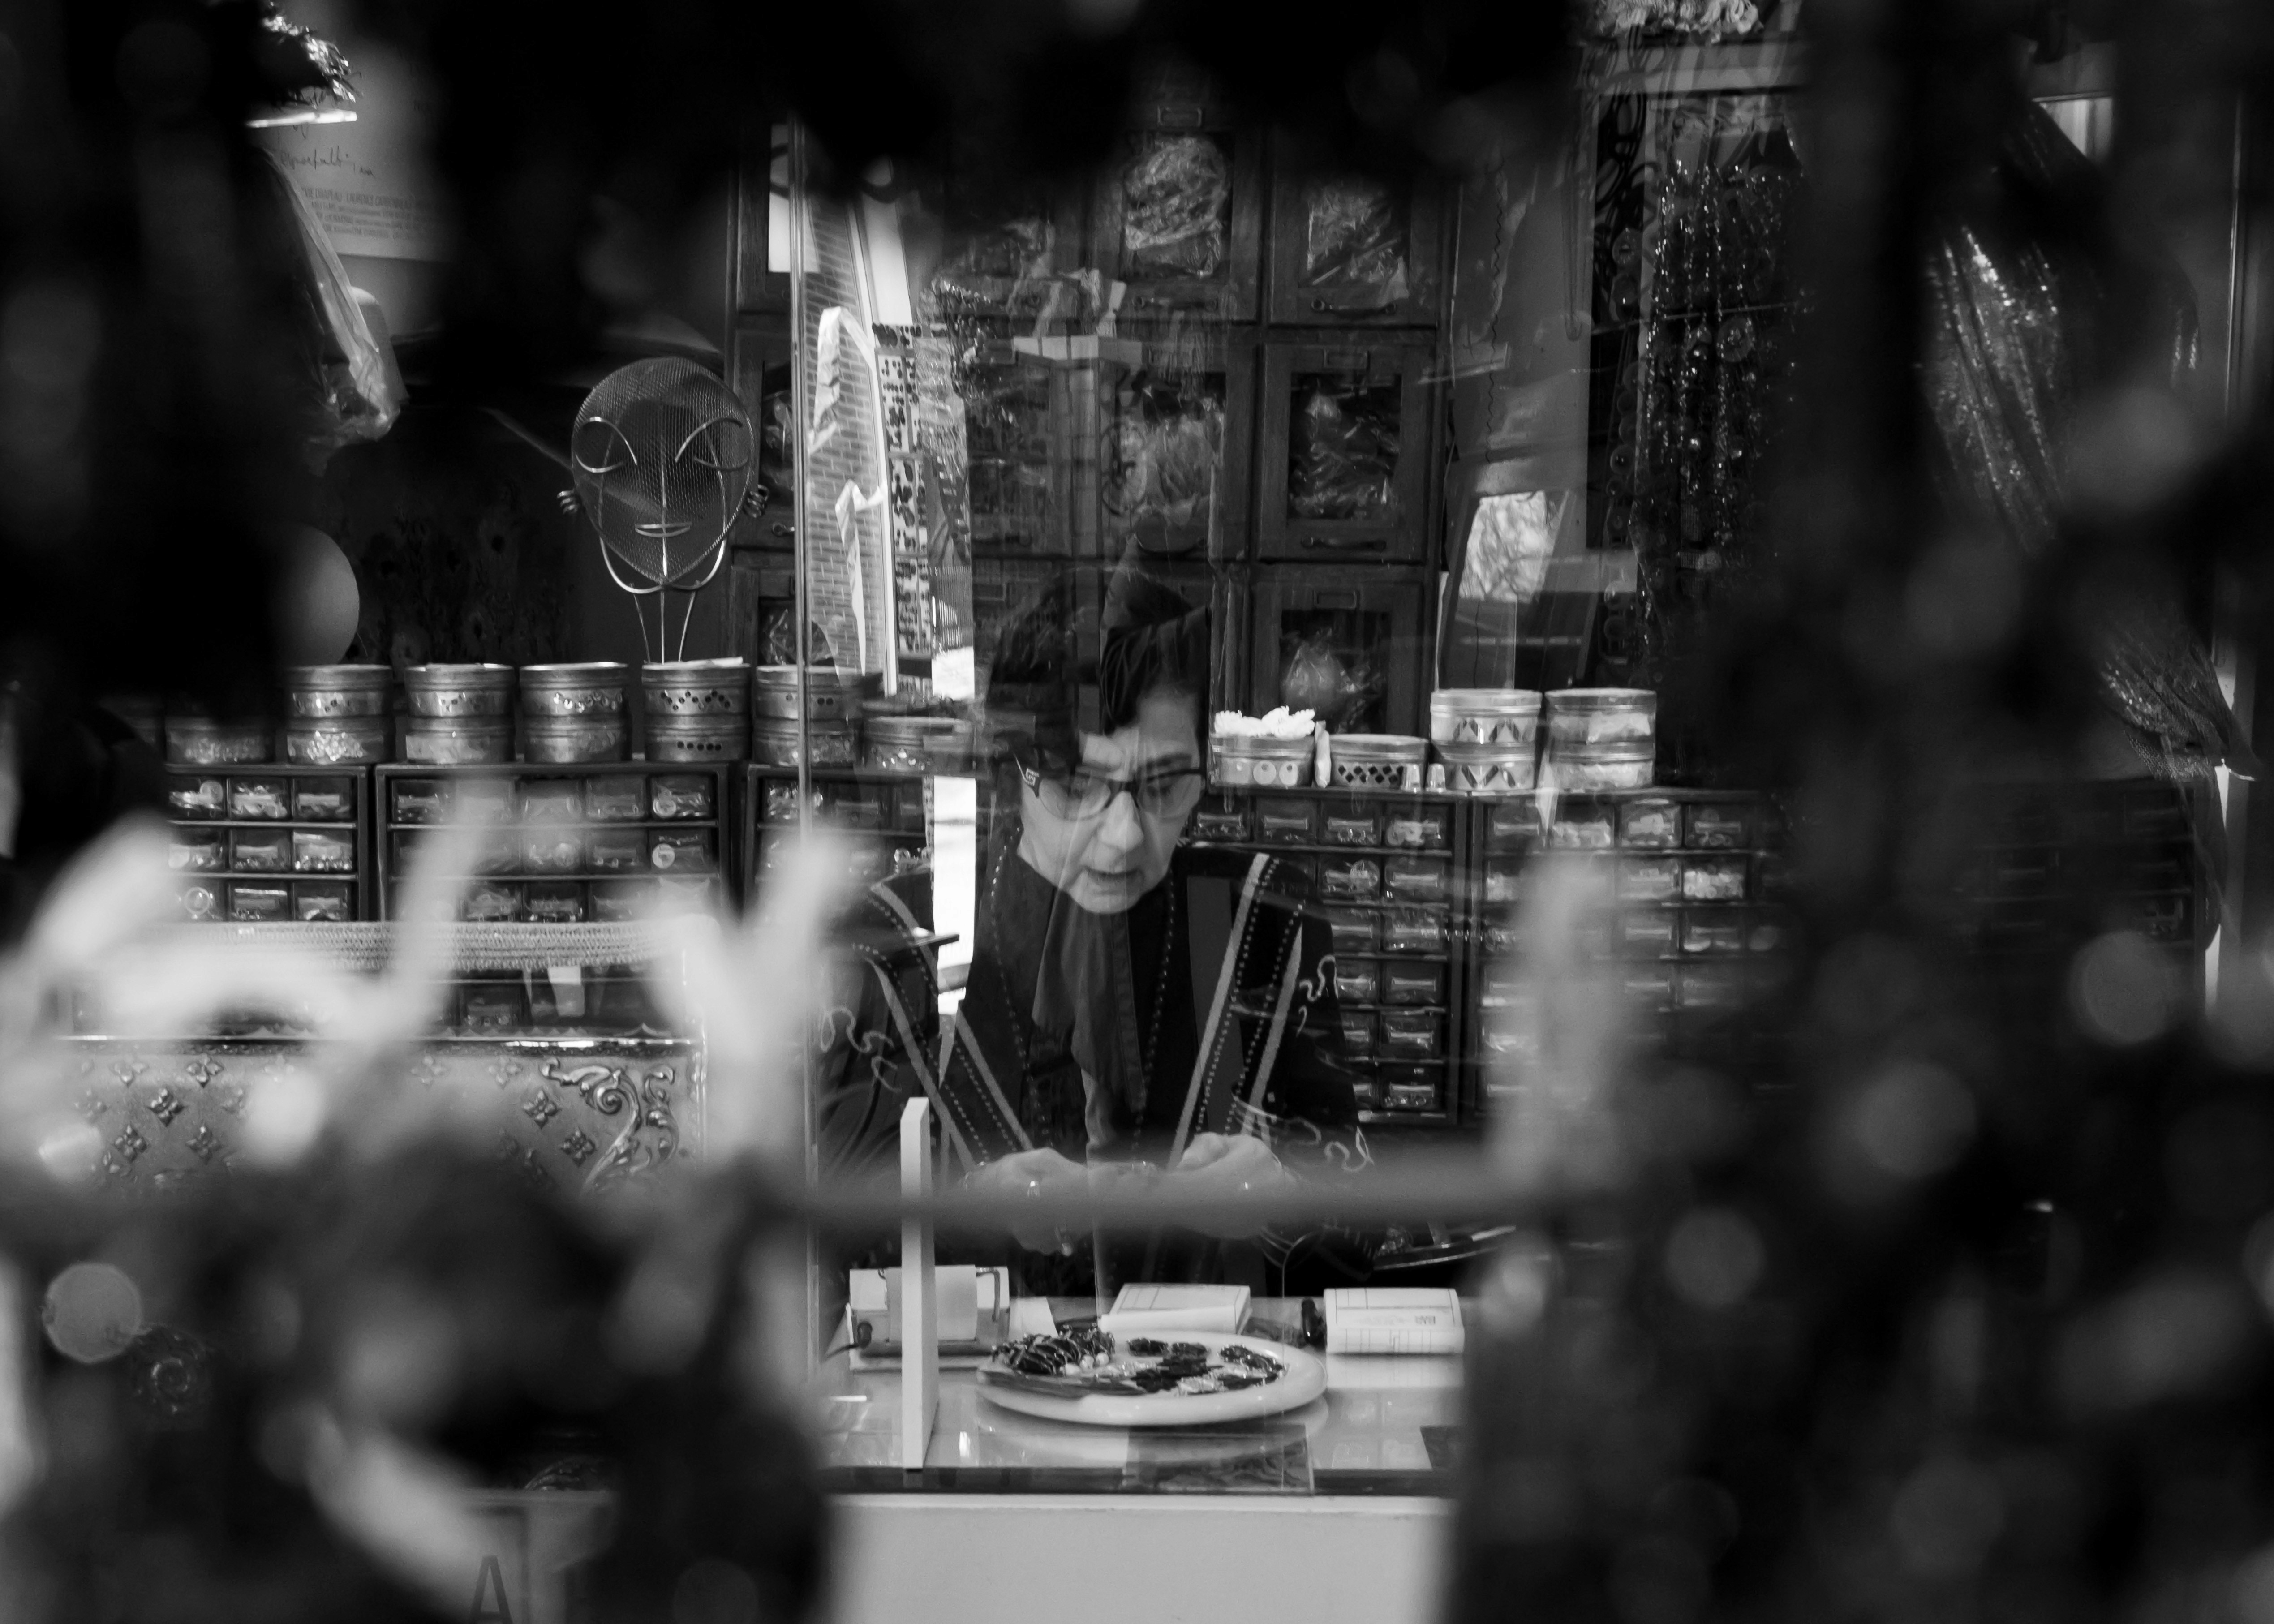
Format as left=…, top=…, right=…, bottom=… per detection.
left=816, top=561, right=1364, bottom=1287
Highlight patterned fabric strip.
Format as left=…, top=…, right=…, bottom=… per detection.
left=855, top=948, right=979, bottom=1169
left=1244, top=925, right=1307, bottom=1138
left=1170, top=853, right=1272, bottom=1163
left=938, top=1008, right=1033, bottom=1164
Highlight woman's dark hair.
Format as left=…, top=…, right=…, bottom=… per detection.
left=984, top=559, right=1211, bottom=773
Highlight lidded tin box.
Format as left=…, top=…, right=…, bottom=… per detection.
left=1429, top=688, right=1543, bottom=747
left=404, top=664, right=516, bottom=717
left=519, top=662, right=629, bottom=716
left=284, top=665, right=392, bottom=717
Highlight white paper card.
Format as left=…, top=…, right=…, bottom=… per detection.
left=1323, top=1288, right=1466, bottom=1356
left=1099, top=1283, right=1249, bottom=1337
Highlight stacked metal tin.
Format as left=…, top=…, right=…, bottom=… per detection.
left=520, top=663, right=630, bottom=763
left=1541, top=688, right=1656, bottom=790
left=1429, top=689, right=1541, bottom=795
left=749, top=665, right=858, bottom=767
left=282, top=665, right=392, bottom=765
left=401, top=665, right=516, bottom=765
left=643, top=659, right=749, bottom=763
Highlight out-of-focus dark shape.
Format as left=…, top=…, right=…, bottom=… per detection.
left=1923, top=101, right=2252, bottom=782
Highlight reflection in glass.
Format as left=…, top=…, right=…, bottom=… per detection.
left=1103, top=370, right=1224, bottom=554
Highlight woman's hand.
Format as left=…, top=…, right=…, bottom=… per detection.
left=1158, top=1133, right=1292, bottom=1239
left=968, top=1148, right=1093, bottom=1254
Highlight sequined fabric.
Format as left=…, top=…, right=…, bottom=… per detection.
left=1922, top=104, right=2236, bottom=780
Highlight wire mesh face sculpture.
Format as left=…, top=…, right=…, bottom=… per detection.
left=564, top=357, right=766, bottom=660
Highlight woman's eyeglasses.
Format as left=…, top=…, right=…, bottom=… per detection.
left=1018, top=761, right=1208, bottom=820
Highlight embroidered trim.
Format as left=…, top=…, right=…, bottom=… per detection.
left=942, top=1008, right=1032, bottom=1160
left=1247, top=925, right=1306, bottom=1130
left=1170, top=853, right=1272, bottom=1162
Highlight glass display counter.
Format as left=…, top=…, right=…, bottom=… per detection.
left=814, top=1297, right=1459, bottom=1496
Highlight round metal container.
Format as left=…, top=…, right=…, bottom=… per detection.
left=1434, top=741, right=1538, bottom=796
left=519, top=662, right=629, bottom=717
left=524, top=713, right=630, bottom=764
left=752, top=665, right=864, bottom=722
left=864, top=715, right=969, bottom=774
left=404, top=664, right=516, bottom=718
left=1213, top=732, right=1313, bottom=789
left=285, top=715, right=389, bottom=765
left=1327, top=734, right=1429, bottom=791
left=1543, top=739, right=1655, bottom=791
left=647, top=712, right=749, bottom=763
left=400, top=716, right=513, bottom=766
left=284, top=665, right=393, bottom=718
left=1429, top=688, right=1543, bottom=748
left=166, top=717, right=271, bottom=766
left=750, top=716, right=856, bottom=768
left=643, top=659, right=749, bottom=716
left=1543, top=687, right=1656, bottom=748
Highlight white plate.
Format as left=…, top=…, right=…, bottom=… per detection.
left=975, top=1332, right=1327, bottom=1429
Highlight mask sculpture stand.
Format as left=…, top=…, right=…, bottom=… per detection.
left=560, top=357, right=769, bottom=662
left=899, top=1097, right=939, bottom=1473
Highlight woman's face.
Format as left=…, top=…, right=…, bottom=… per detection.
left=1017, top=691, right=1200, bottom=914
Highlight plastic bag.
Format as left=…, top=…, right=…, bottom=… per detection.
left=1302, top=177, right=1406, bottom=289
left=259, top=150, right=401, bottom=465
left=1289, top=377, right=1399, bottom=520
left=1119, top=135, right=1230, bottom=279
left=1280, top=621, right=1384, bottom=734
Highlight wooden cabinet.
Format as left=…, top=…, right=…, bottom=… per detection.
left=1098, top=329, right=1257, bottom=561
left=1251, top=565, right=1430, bottom=737
left=1266, top=149, right=1444, bottom=327
left=1089, top=95, right=1264, bottom=322
left=973, top=556, right=1249, bottom=721
left=1126, top=558, right=1249, bottom=720
left=961, top=332, right=1258, bottom=563
left=726, top=317, right=797, bottom=551
left=726, top=550, right=806, bottom=667
left=1257, top=339, right=1435, bottom=563
left=732, top=122, right=792, bottom=313
left=925, top=179, right=1088, bottom=325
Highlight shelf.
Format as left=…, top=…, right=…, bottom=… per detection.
left=169, top=818, right=357, bottom=830
left=389, top=820, right=725, bottom=832
left=1189, top=840, right=1452, bottom=858
left=378, top=763, right=729, bottom=775
left=392, top=872, right=721, bottom=884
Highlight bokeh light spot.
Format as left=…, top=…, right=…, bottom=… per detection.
left=673, top=1558, right=759, bottom=1624
left=2068, top=931, right=2184, bottom=1047
left=1890, top=1455, right=2006, bottom=1577
left=42, top=1262, right=143, bottom=1364
left=1664, top=1208, right=1764, bottom=1310
left=1849, top=1059, right=1976, bottom=1179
